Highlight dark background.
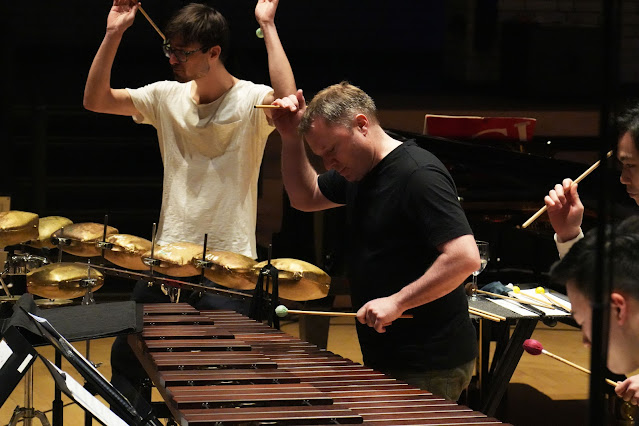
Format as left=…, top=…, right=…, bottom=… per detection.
left=1, top=0, right=638, bottom=285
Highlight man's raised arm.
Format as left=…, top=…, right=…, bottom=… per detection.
left=255, top=0, right=296, bottom=103
left=272, top=91, right=341, bottom=212
left=83, top=0, right=140, bottom=117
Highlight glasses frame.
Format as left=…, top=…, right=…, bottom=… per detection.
left=162, top=41, right=209, bottom=63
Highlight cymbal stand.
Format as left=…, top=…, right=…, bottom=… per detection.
left=142, top=223, right=170, bottom=299
left=0, top=250, right=12, bottom=297
left=31, top=235, right=71, bottom=426
left=50, top=227, right=71, bottom=264
left=249, top=244, right=280, bottom=328
left=193, top=234, right=212, bottom=302
left=79, top=261, right=103, bottom=426
left=80, top=260, right=98, bottom=306
left=95, top=214, right=113, bottom=263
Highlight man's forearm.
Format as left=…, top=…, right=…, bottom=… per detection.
left=392, top=236, right=480, bottom=311
left=260, top=22, right=296, bottom=98
left=280, top=135, right=322, bottom=211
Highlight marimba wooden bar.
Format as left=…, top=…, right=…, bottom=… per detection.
left=130, top=303, right=512, bottom=425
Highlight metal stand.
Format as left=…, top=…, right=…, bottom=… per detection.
left=8, top=368, right=51, bottom=426
left=78, top=260, right=103, bottom=426
left=249, top=245, right=279, bottom=328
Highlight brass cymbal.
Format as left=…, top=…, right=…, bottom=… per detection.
left=29, top=216, right=73, bottom=249
left=52, top=223, right=119, bottom=257
left=0, top=211, right=39, bottom=248
left=35, top=298, right=74, bottom=307
left=0, top=295, right=21, bottom=303
left=103, top=234, right=152, bottom=271
left=199, top=251, right=258, bottom=290
left=253, top=258, right=331, bottom=301
left=144, top=242, right=203, bottom=277
left=27, top=262, right=104, bottom=299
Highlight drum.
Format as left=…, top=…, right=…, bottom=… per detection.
left=200, top=250, right=258, bottom=290
left=253, top=258, right=331, bottom=301
left=6, top=253, right=50, bottom=275
left=0, top=211, right=39, bottom=248
left=3, top=252, right=49, bottom=295
left=143, top=242, right=204, bottom=277
left=103, top=234, right=152, bottom=270
left=29, top=216, right=73, bottom=249
left=27, top=262, right=104, bottom=299
left=51, top=223, right=119, bottom=257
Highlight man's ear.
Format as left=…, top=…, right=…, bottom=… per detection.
left=209, top=45, right=222, bottom=60
left=611, top=292, right=627, bottom=324
left=354, top=114, right=369, bottom=134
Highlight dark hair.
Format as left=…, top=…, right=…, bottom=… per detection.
left=550, top=216, right=639, bottom=300
left=616, top=103, right=639, bottom=152
left=165, top=3, right=230, bottom=63
left=298, top=81, right=378, bottom=136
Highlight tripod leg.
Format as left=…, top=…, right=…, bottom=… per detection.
left=34, top=411, right=51, bottom=426
left=9, top=407, right=25, bottom=426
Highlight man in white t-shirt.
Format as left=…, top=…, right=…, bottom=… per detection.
left=83, top=0, right=295, bottom=416
left=545, top=103, right=639, bottom=404
left=84, top=0, right=294, bottom=258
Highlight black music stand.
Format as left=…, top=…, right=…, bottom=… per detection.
left=0, top=326, right=37, bottom=407
left=21, top=308, right=162, bottom=426
left=39, top=355, right=129, bottom=426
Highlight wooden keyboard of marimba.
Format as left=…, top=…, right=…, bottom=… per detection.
left=129, top=303, right=512, bottom=425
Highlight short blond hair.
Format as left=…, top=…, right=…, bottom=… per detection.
left=299, top=81, right=377, bottom=136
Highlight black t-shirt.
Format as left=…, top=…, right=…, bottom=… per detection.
left=318, top=140, right=477, bottom=371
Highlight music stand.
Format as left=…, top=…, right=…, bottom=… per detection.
left=39, top=355, right=128, bottom=426
left=0, top=326, right=38, bottom=409
left=20, top=308, right=162, bottom=426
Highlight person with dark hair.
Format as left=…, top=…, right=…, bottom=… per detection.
left=545, top=104, right=639, bottom=406
left=545, top=102, right=639, bottom=258
left=84, top=0, right=295, bottom=415
left=84, top=0, right=294, bottom=259
left=550, top=216, right=639, bottom=405
left=270, top=82, right=481, bottom=401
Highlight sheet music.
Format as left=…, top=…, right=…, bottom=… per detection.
left=508, top=288, right=571, bottom=316
left=487, top=287, right=572, bottom=317
left=489, top=299, right=538, bottom=317
left=0, top=339, right=13, bottom=370
left=42, top=358, right=128, bottom=426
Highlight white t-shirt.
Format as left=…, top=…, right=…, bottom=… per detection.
left=127, top=80, right=274, bottom=258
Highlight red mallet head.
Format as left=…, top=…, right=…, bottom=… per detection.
left=523, top=339, right=544, bottom=356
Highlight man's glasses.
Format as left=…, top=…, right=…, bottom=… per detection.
left=162, top=42, right=208, bottom=63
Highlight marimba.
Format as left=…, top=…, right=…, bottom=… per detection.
left=130, top=303, right=512, bottom=425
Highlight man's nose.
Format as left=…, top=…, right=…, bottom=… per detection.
left=168, top=53, right=181, bottom=65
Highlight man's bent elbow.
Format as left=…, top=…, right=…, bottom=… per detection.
left=464, top=249, right=482, bottom=277
left=83, top=93, right=101, bottom=112
left=288, top=197, right=316, bottom=212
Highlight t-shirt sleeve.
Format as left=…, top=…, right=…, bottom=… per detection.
left=248, top=83, right=275, bottom=136
left=318, top=169, right=349, bottom=204
left=403, top=165, right=473, bottom=247
left=126, top=81, right=168, bottom=126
